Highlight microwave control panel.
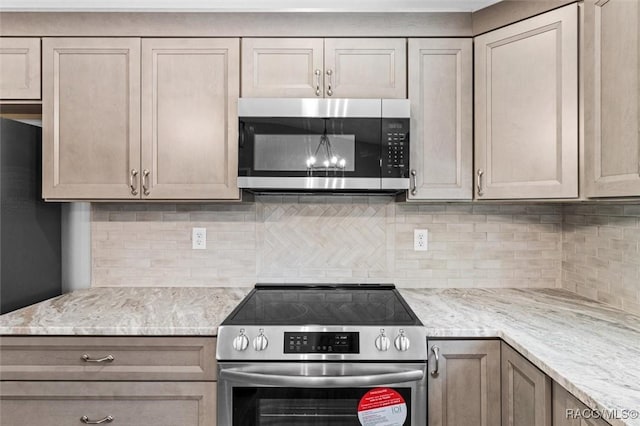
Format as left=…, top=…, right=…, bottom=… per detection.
left=382, top=119, right=410, bottom=178
left=284, top=332, right=359, bottom=354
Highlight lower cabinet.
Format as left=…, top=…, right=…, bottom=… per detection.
left=502, top=343, right=552, bottom=426
left=553, top=382, right=610, bottom=426
left=0, top=381, right=216, bottom=426
left=427, top=339, right=501, bottom=426
left=428, top=340, right=609, bottom=426
left=0, top=336, right=218, bottom=426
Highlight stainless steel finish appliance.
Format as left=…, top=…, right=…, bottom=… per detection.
left=238, top=98, right=410, bottom=193
left=216, top=284, right=427, bottom=426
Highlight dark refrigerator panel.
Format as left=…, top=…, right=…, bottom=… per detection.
left=1, top=118, right=61, bottom=314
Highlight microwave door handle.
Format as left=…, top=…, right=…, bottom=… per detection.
left=219, top=368, right=424, bottom=388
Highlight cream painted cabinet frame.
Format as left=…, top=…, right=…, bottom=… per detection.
left=584, top=0, right=640, bottom=197
left=42, top=38, right=141, bottom=200
left=0, top=37, right=41, bottom=100
left=43, top=37, right=239, bottom=201
left=474, top=4, right=578, bottom=199
left=141, top=38, right=239, bottom=200
left=407, top=38, right=472, bottom=200
left=241, top=38, right=406, bottom=98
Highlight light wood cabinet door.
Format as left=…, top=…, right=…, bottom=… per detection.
left=502, top=343, right=552, bottom=426
left=552, top=382, right=610, bottom=426
left=428, top=339, right=501, bottom=426
left=42, top=38, right=141, bottom=200
left=408, top=38, right=472, bottom=200
left=584, top=0, right=640, bottom=197
left=0, top=336, right=217, bottom=381
left=0, top=38, right=41, bottom=100
left=324, top=38, right=406, bottom=99
left=0, top=381, right=215, bottom=426
left=141, top=38, right=239, bottom=200
left=241, top=38, right=324, bottom=98
left=475, top=4, right=578, bottom=199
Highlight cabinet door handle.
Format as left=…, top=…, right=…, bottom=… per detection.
left=81, top=354, right=114, bottom=363
left=410, top=169, right=417, bottom=196
left=314, top=69, right=322, bottom=96
left=476, top=169, right=484, bottom=197
left=430, top=345, right=440, bottom=376
left=81, top=415, right=114, bottom=424
left=326, top=69, right=333, bottom=96
left=142, top=169, right=150, bottom=196
left=129, top=169, right=138, bottom=195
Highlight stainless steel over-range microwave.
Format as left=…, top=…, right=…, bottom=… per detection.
left=237, top=98, right=410, bottom=193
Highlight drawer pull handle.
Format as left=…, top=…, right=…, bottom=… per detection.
left=81, top=354, right=114, bottom=363
left=81, top=415, right=114, bottom=424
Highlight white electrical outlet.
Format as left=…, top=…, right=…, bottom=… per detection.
left=192, top=227, right=207, bottom=250
left=414, top=229, right=428, bottom=251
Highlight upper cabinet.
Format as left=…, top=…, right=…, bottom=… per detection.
left=584, top=0, right=640, bottom=197
left=42, top=38, right=141, bottom=200
left=42, top=37, right=240, bottom=201
left=407, top=38, right=473, bottom=200
left=474, top=4, right=578, bottom=199
left=141, top=38, right=239, bottom=200
left=241, top=38, right=324, bottom=98
left=0, top=38, right=41, bottom=100
left=241, top=38, right=406, bottom=99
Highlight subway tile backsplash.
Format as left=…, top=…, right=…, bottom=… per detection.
left=562, top=204, right=640, bottom=316
left=91, top=197, right=562, bottom=289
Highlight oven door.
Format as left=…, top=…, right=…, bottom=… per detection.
left=217, top=362, right=427, bottom=426
left=238, top=117, right=383, bottom=190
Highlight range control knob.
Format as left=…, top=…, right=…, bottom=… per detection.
left=253, top=329, right=269, bottom=351
left=394, top=329, right=411, bottom=352
left=232, top=329, right=249, bottom=352
left=375, top=329, right=391, bottom=351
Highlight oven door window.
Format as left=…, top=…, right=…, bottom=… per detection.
left=239, top=118, right=381, bottom=178
left=233, top=387, right=412, bottom=426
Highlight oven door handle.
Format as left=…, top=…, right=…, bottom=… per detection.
left=219, top=368, right=424, bottom=388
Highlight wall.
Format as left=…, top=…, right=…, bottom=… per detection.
left=562, top=204, right=640, bottom=316
left=91, top=197, right=562, bottom=288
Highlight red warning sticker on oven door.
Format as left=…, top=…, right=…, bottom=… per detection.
left=357, top=387, right=407, bottom=426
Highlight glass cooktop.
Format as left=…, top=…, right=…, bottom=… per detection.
left=222, top=284, right=422, bottom=326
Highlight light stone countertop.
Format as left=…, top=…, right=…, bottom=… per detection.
left=1, top=286, right=638, bottom=425
left=0, top=287, right=251, bottom=336
left=399, top=288, right=640, bottom=426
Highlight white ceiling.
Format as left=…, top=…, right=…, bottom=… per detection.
left=0, top=0, right=501, bottom=13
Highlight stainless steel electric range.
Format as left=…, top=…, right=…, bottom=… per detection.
left=216, top=284, right=427, bottom=426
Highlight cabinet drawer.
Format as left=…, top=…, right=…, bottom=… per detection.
left=0, top=381, right=215, bottom=426
left=0, top=336, right=216, bottom=381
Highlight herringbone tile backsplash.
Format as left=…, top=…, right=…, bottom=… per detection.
left=92, top=197, right=562, bottom=288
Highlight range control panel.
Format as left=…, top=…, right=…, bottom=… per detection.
left=284, top=332, right=359, bottom=354
left=381, top=118, right=410, bottom=178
